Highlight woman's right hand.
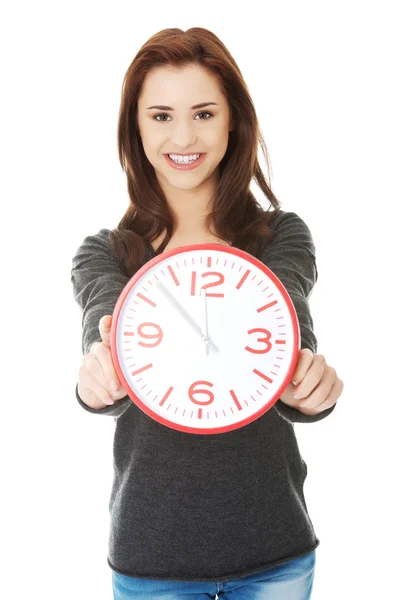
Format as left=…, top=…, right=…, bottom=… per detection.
left=77, top=315, right=127, bottom=409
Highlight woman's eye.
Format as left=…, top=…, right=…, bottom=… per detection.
left=154, top=113, right=170, bottom=122
left=153, top=111, right=213, bottom=122
left=195, top=111, right=213, bottom=120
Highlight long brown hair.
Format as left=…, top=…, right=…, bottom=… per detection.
left=109, top=27, right=282, bottom=277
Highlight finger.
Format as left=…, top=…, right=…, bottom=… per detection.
left=291, top=348, right=314, bottom=386
left=79, top=365, right=114, bottom=406
left=293, top=353, right=326, bottom=400
left=298, top=366, right=336, bottom=409
left=311, top=377, right=343, bottom=412
left=89, top=342, right=124, bottom=397
left=99, top=315, right=112, bottom=347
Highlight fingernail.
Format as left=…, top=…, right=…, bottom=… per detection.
left=105, top=398, right=114, bottom=405
left=110, top=380, right=119, bottom=392
left=292, top=380, right=298, bottom=386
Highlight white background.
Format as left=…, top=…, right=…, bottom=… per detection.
left=1, top=1, right=399, bottom=598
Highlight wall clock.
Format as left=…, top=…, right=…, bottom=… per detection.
left=110, top=243, right=300, bottom=434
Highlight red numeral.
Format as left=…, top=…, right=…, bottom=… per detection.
left=191, top=271, right=225, bottom=297
left=188, top=380, right=215, bottom=405
left=245, top=328, right=272, bottom=354
left=137, top=322, right=163, bottom=347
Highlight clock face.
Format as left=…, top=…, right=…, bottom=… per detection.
left=110, top=243, right=300, bottom=434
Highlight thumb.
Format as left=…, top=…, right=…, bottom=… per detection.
left=99, top=315, right=113, bottom=346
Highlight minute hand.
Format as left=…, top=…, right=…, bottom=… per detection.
left=155, top=280, right=219, bottom=353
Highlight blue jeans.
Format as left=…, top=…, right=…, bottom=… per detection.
left=111, top=550, right=316, bottom=599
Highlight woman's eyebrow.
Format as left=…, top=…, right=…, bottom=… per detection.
left=146, top=102, right=218, bottom=110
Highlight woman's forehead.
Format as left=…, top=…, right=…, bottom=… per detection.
left=139, top=64, right=223, bottom=105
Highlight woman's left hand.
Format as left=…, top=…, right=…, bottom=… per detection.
left=279, top=349, right=344, bottom=415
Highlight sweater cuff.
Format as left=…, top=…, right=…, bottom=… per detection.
left=273, top=398, right=337, bottom=424
left=75, top=383, right=132, bottom=418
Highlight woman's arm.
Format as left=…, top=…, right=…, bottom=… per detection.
left=71, top=228, right=134, bottom=417
left=259, top=210, right=337, bottom=424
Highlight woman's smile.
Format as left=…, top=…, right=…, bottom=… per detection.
left=164, top=152, right=207, bottom=170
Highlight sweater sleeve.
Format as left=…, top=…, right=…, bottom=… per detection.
left=71, top=228, right=133, bottom=418
left=260, top=211, right=337, bottom=424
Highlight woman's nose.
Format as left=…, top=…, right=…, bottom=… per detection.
left=169, top=122, right=196, bottom=147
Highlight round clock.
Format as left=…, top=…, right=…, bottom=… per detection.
left=110, top=243, right=300, bottom=434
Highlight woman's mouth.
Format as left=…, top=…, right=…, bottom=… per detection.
left=164, top=153, right=206, bottom=170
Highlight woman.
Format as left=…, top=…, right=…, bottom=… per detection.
left=71, top=27, right=343, bottom=600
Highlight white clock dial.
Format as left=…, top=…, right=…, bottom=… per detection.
left=110, top=244, right=300, bottom=434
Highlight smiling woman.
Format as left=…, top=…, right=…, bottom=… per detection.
left=110, top=28, right=281, bottom=276
left=70, top=26, right=338, bottom=600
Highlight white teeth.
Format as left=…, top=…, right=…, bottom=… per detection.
left=168, top=153, right=201, bottom=164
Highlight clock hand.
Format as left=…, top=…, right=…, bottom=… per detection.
left=200, top=288, right=210, bottom=356
left=155, top=280, right=219, bottom=353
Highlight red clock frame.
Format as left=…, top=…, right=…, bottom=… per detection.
left=110, top=243, right=300, bottom=434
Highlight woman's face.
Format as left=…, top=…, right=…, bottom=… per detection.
left=137, top=63, right=234, bottom=195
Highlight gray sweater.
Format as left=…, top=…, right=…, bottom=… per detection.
left=71, top=210, right=336, bottom=582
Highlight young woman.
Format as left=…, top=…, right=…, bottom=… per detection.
left=71, top=27, right=343, bottom=600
